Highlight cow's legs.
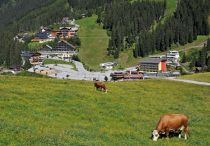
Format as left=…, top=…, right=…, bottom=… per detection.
left=165, top=130, right=169, bottom=139
left=183, top=126, right=189, bottom=140
left=178, top=126, right=184, bottom=138
left=184, top=134, right=187, bottom=140
left=104, top=88, right=107, bottom=93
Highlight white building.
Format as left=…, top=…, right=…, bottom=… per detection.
left=167, top=51, right=179, bottom=59
left=100, top=62, right=116, bottom=70
left=166, top=50, right=180, bottom=62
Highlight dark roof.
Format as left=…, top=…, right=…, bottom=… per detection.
left=60, top=28, right=71, bottom=32
left=39, top=45, right=53, bottom=51
left=32, top=52, right=41, bottom=57
left=9, top=64, right=21, bottom=69
left=21, top=51, right=33, bottom=57
left=53, top=40, right=75, bottom=51
left=35, top=31, right=49, bottom=39
left=140, top=58, right=167, bottom=64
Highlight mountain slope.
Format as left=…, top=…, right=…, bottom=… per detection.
left=16, top=0, right=70, bottom=31
left=0, top=0, right=55, bottom=29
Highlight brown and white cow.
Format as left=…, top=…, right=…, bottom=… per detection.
left=94, top=80, right=107, bottom=92
left=151, top=114, right=189, bottom=141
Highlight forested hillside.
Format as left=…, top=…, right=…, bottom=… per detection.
left=103, top=1, right=166, bottom=58
left=0, top=0, right=54, bottom=29
left=0, top=0, right=72, bottom=66
left=68, top=0, right=210, bottom=59
left=134, top=0, right=210, bottom=57
left=0, top=0, right=209, bottom=68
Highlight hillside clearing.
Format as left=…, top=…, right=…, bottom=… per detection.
left=160, top=0, right=178, bottom=24
left=0, top=76, right=210, bottom=145
left=76, top=15, right=112, bottom=70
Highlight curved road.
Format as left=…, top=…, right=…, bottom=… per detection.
left=30, top=61, right=114, bottom=81
left=166, top=77, right=210, bottom=86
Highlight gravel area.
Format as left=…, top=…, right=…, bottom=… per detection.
left=29, top=61, right=113, bottom=81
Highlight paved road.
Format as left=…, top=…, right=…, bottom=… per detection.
left=29, top=61, right=114, bottom=81
left=166, top=77, right=210, bottom=86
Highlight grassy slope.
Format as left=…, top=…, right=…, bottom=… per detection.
left=178, top=72, right=210, bottom=83
left=43, top=59, right=71, bottom=65
left=151, top=0, right=177, bottom=27
left=43, top=59, right=77, bottom=71
left=161, top=0, right=177, bottom=22
left=156, top=35, right=210, bottom=56
left=0, top=76, right=210, bottom=145
left=171, top=35, right=210, bottom=52
left=76, top=16, right=139, bottom=69
left=77, top=15, right=112, bottom=70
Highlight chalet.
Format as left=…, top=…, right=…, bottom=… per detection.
left=38, top=40, right=77, bottom=60
left=31, top=30, right=53, bottom=43
left=51, top=27, right=75, bottom=39
left=54, top=40, right=76, bottom=51
left=29, top=52, right=42, bottom=65
left=139, top=58, right=167, bottom=72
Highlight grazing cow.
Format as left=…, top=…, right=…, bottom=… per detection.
left=151, top=114, right=189, bottom=141
left=94, top=80, right=107, bottom=92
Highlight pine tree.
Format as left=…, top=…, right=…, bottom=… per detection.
left=181, top=52, right=187, bottom=63
left=207, top=38, right=210, bottom=51
left=207, top=57, right=210, bottom=72
left=189, top=58, right=195, bottom=70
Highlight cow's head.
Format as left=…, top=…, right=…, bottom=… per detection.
left=151, top=130, right=160, bottom=141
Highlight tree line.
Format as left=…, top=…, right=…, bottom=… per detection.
left=0, top=0, right=54, bottom=29
left=181, top=39, right=210, bottom=72
left=134, top=0, right=210, bottom=58
left=68, top=0, right=209, bottom=59
left=102, top=0, right=166, bottom=58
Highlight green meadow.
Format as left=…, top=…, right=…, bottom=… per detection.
left=178, top=72, right=210, bottom=83
left=76, top=15, right=112, bottom=70
left=0, top=76, right=210, bottom=145
left=43, top=59, right=77, bottom=71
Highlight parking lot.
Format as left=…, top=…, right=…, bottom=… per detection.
left=28, top=61, right=113, bottom=81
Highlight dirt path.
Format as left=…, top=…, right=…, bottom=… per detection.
left=181, top=41, right=207, bottom=52
left=166, top=77, right=210, bottom=86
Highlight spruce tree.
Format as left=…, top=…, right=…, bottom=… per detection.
left=207, top=38, right=210, bottom=51
left=181, top=52, right=187, bottom=63
left=207, top=57, right=210, bottom=72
